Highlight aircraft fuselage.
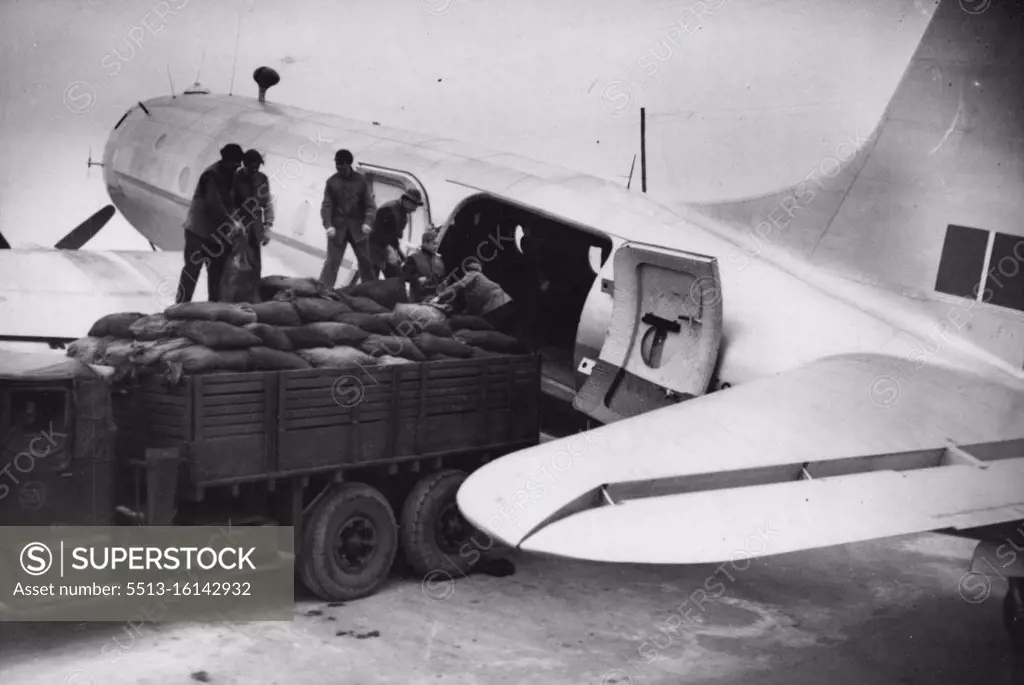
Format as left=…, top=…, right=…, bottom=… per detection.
left=100, top=88, right=1024, bottom=425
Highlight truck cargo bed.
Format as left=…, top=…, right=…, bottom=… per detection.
left=113, top=354, right=541, bottom=487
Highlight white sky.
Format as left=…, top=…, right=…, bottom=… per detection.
left=0, top=0, right=934, bottom=250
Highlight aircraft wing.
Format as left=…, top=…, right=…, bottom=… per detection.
left=457, top=353, right=1024, bottom=564
left=0, top=250, right=193, bottom=342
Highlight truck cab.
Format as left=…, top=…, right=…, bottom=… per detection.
left=0, top=352, right=115, bottom=527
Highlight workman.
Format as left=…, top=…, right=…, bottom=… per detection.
left=369, top=188, right=424, bottom=279
left=319, top=149, right=377, bottom=287
left=434, top=257, right=517, bottom=334
left=176, top=143, right=245, bottom=303
left=402, top=229, right=446, bottom=302
left=235, top=148, right=274, bottom=271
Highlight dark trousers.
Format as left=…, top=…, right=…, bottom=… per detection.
left=320, top=229, right=374, bottom=288
left=247, top=224, right=263, bottom=273
left=366, top=242, right=403, bottom=281
left=176, top=230, right=229, bottom=303
left=371, top=262, right=403, bottom=280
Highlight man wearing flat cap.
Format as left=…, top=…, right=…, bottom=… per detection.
left=176, top=143, right=244, bottom=302
left=320, top=149, right=377, bottom=287
left=235, top=148, right=274, bottom=271
left=368, top=188, right=424, bottom=279
left=402, top=227, right=445, bottom=302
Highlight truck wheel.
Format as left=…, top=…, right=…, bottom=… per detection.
left=297, top=497, right=330, bottom=600
left=400, top=469, right=481, bottom=578
left=307, top=482, right=398, bottom=601
left=1003, top=578, right=1024, bottom=653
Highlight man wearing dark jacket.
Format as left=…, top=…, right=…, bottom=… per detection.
left=402, top=229, right=445, bottom=302
left=235, top=148, right=274, bottom=272
left=176, top=143, right=244, bottom=303
left=369, top=188, right=424, bottom=279
left=319, top=149, right=376, bottom=287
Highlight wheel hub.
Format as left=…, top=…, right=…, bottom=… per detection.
left=435, top=501, right=471, bottom=554
left=333, top=515, right=378, bottom=571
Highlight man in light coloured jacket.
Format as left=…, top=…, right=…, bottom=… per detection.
left=434, top=257, right=516, bottom=334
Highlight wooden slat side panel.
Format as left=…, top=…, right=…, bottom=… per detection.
left=203, top=413, right=266, bottom=428
left=278, top=355, right=542, bottom=468
left=280, top=386, right=534, bottom=416
left=194, top=373, right=269, bottom=440
left=140, top=393, right=188, bottom=406
left=201, top=379, right=269, bottom=395
left=203, top=402, right=265, bottom=417
left=190, top=436, right=267, bottom=483
left=114, top=354, right=540, bottom=484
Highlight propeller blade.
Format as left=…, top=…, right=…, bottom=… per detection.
left=54, top=204, right=116, bottom=250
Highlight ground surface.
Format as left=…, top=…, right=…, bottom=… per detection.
left=2, top=533, right=1021, bottom=684
left=3, top=2, right=1014, bottom=683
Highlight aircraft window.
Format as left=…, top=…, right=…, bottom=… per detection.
left=178, top=167, right=191, bottom=193
left=114, top=109, right=131, bottom=130
left=935, top=224, right=988, bottom=299
left=983, top=232, right=1024, bottom=311
left=154, top=134, right=167, bottom=150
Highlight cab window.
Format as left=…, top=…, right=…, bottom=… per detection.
left=9, top=389, right=68, bottom=433
left=0, top=387, right=71, bottom=470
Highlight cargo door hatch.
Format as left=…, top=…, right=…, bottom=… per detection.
left=573, top=243, right=722, bottom=424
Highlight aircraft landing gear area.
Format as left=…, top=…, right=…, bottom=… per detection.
left=1003, top=577, right=1024, bottom=653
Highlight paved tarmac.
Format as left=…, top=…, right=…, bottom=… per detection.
left=2, top=532, right=1021, bottom=684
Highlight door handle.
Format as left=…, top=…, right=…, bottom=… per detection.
left=641, top=312, right=681, bottom=333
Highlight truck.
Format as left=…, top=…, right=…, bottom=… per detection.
left=0, top=349, right=541, bottom=603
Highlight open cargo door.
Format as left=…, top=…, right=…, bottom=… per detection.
left=573, top=243, right=723, bottom=424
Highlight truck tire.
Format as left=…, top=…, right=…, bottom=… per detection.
left=400, top=469, right=481, bottom=578
left=297, top=497, right=330, bottom=600
left=1003, top=578, right=1024, bottom=653
left=306, top=482, right=399, bottom=601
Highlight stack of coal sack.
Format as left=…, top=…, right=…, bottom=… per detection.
left=66, top=276, right=526, bottom=384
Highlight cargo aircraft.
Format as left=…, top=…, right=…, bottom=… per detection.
left=0, top=0, right=1021, bottom=647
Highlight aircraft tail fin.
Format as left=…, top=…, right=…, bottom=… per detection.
left=692, top=0, right=1024, bottom=369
